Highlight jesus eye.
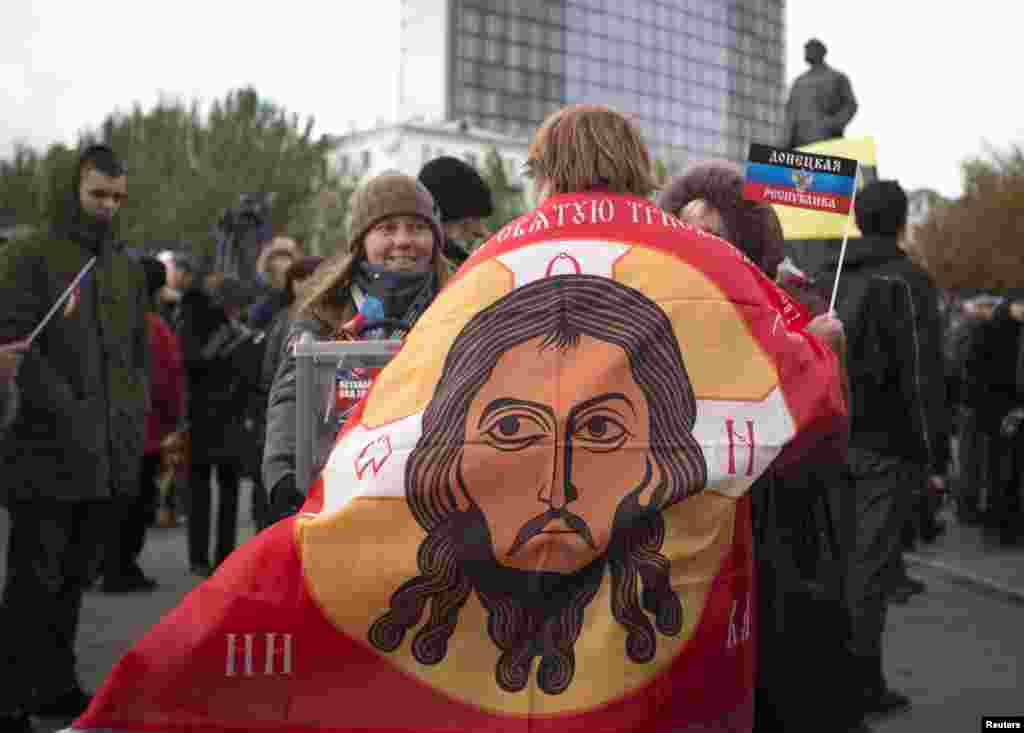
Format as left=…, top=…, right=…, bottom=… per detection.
left=574, top=413, right=629, bottom=451
left=482, top=411, right=548, bottom=451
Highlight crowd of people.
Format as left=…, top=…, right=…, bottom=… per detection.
left=0, top=104, right=1020, bottom=733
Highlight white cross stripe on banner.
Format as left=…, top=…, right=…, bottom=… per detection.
left=495, top=241, right=631, bottom=286
left=692, top=387, right=796, bottom=498
left=321, top=387, right=794, bottom=513
left=322, top=412, right=422, bottom=513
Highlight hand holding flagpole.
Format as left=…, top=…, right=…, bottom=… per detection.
left=828, top=163, right=861, bottom=314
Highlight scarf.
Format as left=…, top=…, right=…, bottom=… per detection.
left=351, top=262, right=439, bottom=340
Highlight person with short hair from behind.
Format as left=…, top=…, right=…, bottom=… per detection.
left=418, top=155, right=494, bottom=267
left=824, top=179, right=950, bottom=721
left=0, top=145, right=149, bottom=731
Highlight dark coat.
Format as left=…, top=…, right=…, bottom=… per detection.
left=177, top=289, right=260, bottom=466
left=0, top=232, right=149, bottom=504
left=964, top=300, right=1022, bottom=434
left=0, top=379, right=17, bottom=433
left=824, top=236, right=950, bottom=475
left=753, top=464, right=861, bottom=732
left=248, top=288, right=289, bottom=332
left=261, top=307, right=294, bottom=399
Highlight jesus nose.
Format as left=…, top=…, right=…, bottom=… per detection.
left=538, top=442, right=579, bottom=510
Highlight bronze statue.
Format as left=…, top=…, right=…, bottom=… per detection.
left=783, top=39, right=858, bottom=149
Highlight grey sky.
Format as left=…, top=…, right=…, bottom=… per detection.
left=2, top=1, right=1018, bottom=198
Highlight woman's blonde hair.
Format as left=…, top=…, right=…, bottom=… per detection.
left=526, top=104, right=658, bottom=198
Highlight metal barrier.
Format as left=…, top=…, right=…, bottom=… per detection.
left=292, top=333, right=401, bottom=493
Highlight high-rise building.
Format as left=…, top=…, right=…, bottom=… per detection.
left=399, top=0, right=786, bottom=174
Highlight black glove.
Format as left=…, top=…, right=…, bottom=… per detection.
left=1001, top=408, right=1024, bottom=439
left=266, top=475, right=305, bottom=527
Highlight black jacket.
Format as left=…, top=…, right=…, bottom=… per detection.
left=0, top=379, right=17, bottom=434
left=0, top=219, right=149, bottom=504
left=178, top=288, right=261, bottom=465
left=248, top=288, right=290, bottom=332
left=824, top=236, right=950, bottom=474
left=964, top=299, right=1023, bottom=434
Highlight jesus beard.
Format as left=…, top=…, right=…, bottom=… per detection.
left=369, top=484, right=681, bottom=696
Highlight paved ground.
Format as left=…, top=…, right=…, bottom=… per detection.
left=0, top=485, right=1020, bottom=733
left=871, top=565, right=1023, bottom=733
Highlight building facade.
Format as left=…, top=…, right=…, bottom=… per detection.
left=399, top=0, right=786, bottom=175
left=330, top=119, right=531, bottom=188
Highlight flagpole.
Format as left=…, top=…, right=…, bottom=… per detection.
left=828, top=163, right=861, bottom=314
left=27, top=256, right=97, bottom=345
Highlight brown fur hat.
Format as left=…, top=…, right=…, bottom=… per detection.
left=347, top=173, right=443, bottom=255
left=657, top=160, right=785, bottom=278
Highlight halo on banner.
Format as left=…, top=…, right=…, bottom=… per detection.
left=301, top=234, right=796, bottom=715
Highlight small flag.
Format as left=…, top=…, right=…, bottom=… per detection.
left=63, top=269, right=92, bottom=318
left=744, top=143, right=858, bottom=215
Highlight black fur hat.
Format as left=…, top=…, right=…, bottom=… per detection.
left=418, top=156, right=494, bottom=223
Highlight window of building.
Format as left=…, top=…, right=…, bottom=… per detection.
left=459, top=86, right=479, bottom=113
left=508, top=42, right=523, bottom=67
left=485, top=37, right=502, bottom=64
left=461, top=33, right=482, bottom=59
left=529, top=46, right=544, bottom=71
left=529, top=97, right=545, bottom=121
left=483, top=90, right=500, bottom=115
left=508, top=16, right=524, bottom=43
left=566, top=4, right=586, bottom=28
left=548, top=26, right=563, bottom=51
left=460, top=7, right=482, bottom=34
left=481, top=64, right=504, bottom=87
left=546, top=74, right=561, bottom=98
left=485, top=12, right=503, bottom=37
left=508, top=67, right=526, bottom=93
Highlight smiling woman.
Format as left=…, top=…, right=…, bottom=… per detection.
left=363, top=215, right=436, bottom=273
left=262, top=172, right=455, bottom=525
